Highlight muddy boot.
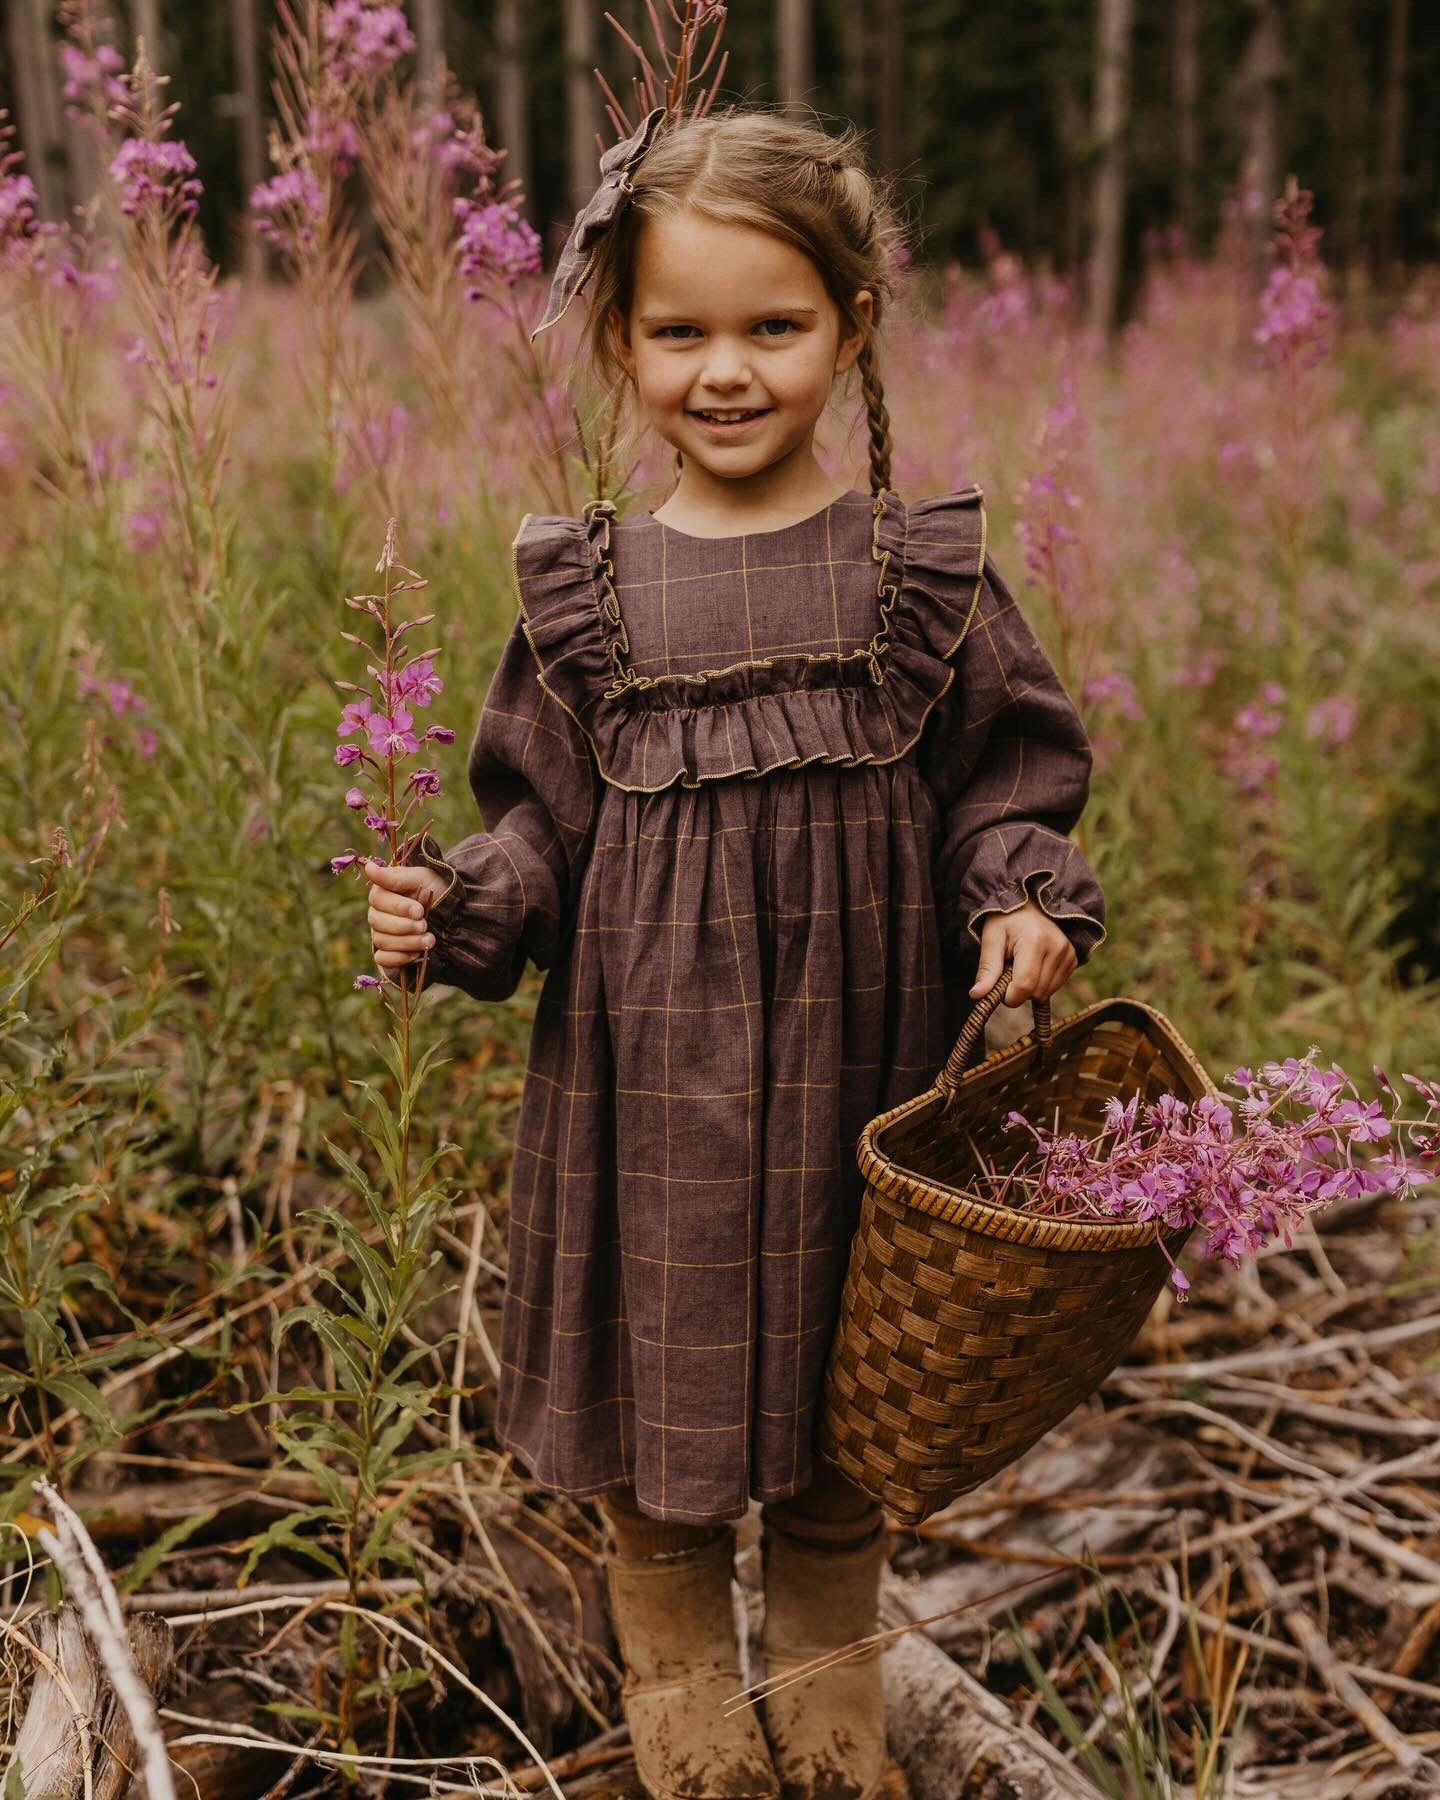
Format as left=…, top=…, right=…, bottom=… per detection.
left=758, top=1518, right=891, bottom=1800
left=605, top=1526, right=781, bottom=1800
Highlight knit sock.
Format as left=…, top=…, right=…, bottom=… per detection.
left=761, top=1456, right=885, bottom=1551
left=597, top=1483, right=727, bottom=1559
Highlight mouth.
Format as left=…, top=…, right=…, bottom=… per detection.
left=689, top=407, right=772, bottom=435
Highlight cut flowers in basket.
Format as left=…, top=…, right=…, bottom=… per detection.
left=995, top=1053, right=1438, bottom=1297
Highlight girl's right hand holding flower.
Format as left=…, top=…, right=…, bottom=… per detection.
left=365, top=856, right=449, bottom=972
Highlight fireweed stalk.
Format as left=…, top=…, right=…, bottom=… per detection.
left=998, top=1053, right=1438, bottom=1296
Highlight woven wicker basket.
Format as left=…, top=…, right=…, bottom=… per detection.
left=817, top=972, right=1220, bottom=1526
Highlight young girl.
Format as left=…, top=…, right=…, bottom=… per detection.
left=366, top=106, right=1105, bottom=1800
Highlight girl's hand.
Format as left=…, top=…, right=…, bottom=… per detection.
left=969, top=899, right=1077, bottom=1006
left=365, top=857, right=450, bottom=972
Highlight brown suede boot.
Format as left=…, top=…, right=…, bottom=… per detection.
left=758, top=1520, right=891, bottom=1800
left=605, top=1527, right=781, bottom=1800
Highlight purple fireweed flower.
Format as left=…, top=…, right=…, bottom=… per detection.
left=407, top=767, right=441, bottom=796
left=135, top=725, right=159, bottom=757
left=1084, top=669, right=1142, bottom=721
left=425, top=724, right=455, bottom=744
left=125, top=509, right=164, bottom=552
left=338, top=697, right=375, bottom=736
left=250, top=167, right=327, bottom=256
left=59, top=41, right=128, bottom=119
left=344, top=786, right=367, bottom=809
left=354, top=972, right=382, bottom=988
left=388, top=654, right=442, bottom=708
left=321, top=0, right=415, bottom=81
left=364, top=706, right=419, bottom=756
left=335, top=743, right=364, bottom=766
left=1305, top=693, right=1357, bottom=746
left=304, top=108, right=362, bottom=176
left=1001, top=1047, right=1437, bottom=1298
left=331, top=851, right=361, bottom=872
left=0, top=171, right=37, bottom=248
left=109, top=137, right=204, bottom=219
left=454, top=198, right=542, bottom=298
left=363, top=810, right=399, bottom=833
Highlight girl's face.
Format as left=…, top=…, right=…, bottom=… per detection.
left=610, top=208, right=872, bottom=486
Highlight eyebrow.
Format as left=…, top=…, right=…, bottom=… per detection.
left=637, top=307, right=821, bottom=324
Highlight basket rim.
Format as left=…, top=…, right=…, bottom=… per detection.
left=856, top=994, right=1221, bottom=1250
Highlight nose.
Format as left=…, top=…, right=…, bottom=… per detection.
left=696, top=338, right=755, bottom=396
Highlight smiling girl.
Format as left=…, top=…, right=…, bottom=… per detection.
left=365, top=106, right=1105, bottom=1800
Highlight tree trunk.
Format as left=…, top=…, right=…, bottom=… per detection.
left=777, top=0, right=812, bottom=115
left=1173, top=0, right=1198, bottom=243
left=1087, top=0, right=1136, bottom=338
left=128, top=0, right=163, bottom=73
left=230, top=0, right=266, bottom=282
left=1375, top=0, right=1410, bottom=277
left=841, top=0, right=867, bottom=134
left=6, top=0, right=68, bottom=221
left=1238, top=0, right=1285, bottom=279
left=495, top=0, right=530, bottom=208
left=563, top=0, right=599, bottom=213
left=1054, top=70, right=1086, bottom=273
left=414, top=0, right=444, bottom=101
left=1326, top=0, right=1365, bottom=280
left=874, top=0, right=903, bottom=175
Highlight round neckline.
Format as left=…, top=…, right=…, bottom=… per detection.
left=634, top=488, right=864, bottom=543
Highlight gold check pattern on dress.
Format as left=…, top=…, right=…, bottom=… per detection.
left=401, top=486, right=1106, bottom=1522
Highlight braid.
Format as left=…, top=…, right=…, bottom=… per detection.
left=856, top=337, right=893, bottom=497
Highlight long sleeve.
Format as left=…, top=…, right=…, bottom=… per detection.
left=396, top=612, right=599, bottom=1003
left=917, top=549, right=1107, bottom=969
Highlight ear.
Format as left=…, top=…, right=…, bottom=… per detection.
left=608, top=306, right=635, bottom=377
left=834, top=289, right=874, bottom=375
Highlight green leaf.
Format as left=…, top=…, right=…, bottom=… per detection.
left=118, top=1508, right=219, bottom=1594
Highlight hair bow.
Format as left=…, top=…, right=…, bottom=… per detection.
left=529, top=105, right=669, bottom=343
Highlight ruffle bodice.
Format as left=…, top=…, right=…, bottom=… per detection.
left=509, top=488, right=989, bottom=793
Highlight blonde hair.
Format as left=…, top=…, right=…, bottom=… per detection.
left=575, top=108, right=910, bottom=499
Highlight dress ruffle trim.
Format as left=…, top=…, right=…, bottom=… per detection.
left=509, top=488, right=989, bottom=793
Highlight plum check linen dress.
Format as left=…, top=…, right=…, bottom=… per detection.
left=403, top=485, right=1106, bottom=1523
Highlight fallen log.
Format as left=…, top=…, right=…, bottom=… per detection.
left=878, top=1592, right=1105, bottom=1800
left=6, top=1604, right=173, bottom=1800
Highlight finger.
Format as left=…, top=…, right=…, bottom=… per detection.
left=1007, top=938, right=1045, bottom=1006
left=369, top=928, right=430, bottom=957
left=371, top=886, right=428, bottom=921
left=1031, top=945, right=1065, bottom=1001
left=969, top=918, right=1009, bottom=998
left=365, top=859, right=431, bottom=894
left=369, top=911, right=434, bottom=946
left=373, top=947, right=422, bottom=969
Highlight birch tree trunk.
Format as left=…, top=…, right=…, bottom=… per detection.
left=1173, top=0, right=1198, bottom=243
left=494, top=0, right=530, bottom=206
left=563, top=0, right=599, bottom=213
left=1238, top=0, right=1285, bottom=279
left=414, top=0, right=443, bottom=102
left=875, top=0, right=903, bottom=175
left=230, top=0, right=266, bottom=281
left=777, top=0, right=813, bottom=115
left=1375, top=0, right=1410, bottom=276
left=1087, top=0, right=1136, bottom=338
left=841, top=0, right=867, bottom=134
left=6, top=0, right=68, bottom=220
left=129, top=0, right=163, bottom=73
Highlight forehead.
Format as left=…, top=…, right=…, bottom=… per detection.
left=629, top=208, right=828, bottom=315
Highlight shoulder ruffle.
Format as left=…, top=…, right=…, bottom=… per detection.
left=510, top=488, right=989, bottom=793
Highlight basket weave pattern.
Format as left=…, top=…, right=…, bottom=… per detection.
left=818, top=991, right=1220, bottom=1526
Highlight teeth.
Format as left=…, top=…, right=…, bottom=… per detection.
left=698, top=410, right=763, bottom=421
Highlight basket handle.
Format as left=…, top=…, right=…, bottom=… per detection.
left=935, top=961, right=1052, bottom=1097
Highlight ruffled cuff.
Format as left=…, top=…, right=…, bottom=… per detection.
left=950, top=825, right=1107, bottom=966
left=391, top=828, right=530, bottom=1002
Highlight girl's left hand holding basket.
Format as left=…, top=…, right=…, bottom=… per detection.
left=970, top=897, right=1079, bottom=1006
